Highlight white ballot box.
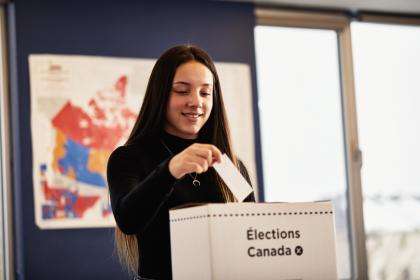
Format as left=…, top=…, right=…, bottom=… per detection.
left=170, top=201, right=338, bottom=280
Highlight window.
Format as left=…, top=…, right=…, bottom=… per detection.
left=254, top=9, right=371, bottom=279
left=352, top=21, right=420, bottom=279
left=255, top=25, right=352, bottom=279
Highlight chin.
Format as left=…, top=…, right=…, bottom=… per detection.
left=181, top=127, right=201, bottom=138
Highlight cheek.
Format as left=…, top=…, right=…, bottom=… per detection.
left=167, top=97, right=183, bottom=115
left=205, top=100, right=213, bottom=117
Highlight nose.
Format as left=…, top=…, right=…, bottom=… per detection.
left=187, top=90, right=202, bottom=108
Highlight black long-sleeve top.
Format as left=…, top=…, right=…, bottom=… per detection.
left=107, top=131, right=255, bottom=280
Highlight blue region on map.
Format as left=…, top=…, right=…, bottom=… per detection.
left=58, top=138, right=106, bottom=187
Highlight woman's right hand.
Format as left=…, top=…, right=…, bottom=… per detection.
left=168, top=143, right=222, bottom=179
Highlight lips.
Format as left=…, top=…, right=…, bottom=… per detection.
left=181, top=112, right=203, bottom=119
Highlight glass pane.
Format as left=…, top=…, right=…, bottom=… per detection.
left=352, top=22, right=420, bottom=279
left=254, top=26, right=352, bottom=279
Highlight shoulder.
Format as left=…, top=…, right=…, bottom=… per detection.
left=108, top=134, right=166, bottom=171
left=107, top=139, right=153, bottom=170
left=111, top=135, right=156, bottom=157
left=108, top=144, right=136, bottom=163
left=107, top=145, right=133, bottom=173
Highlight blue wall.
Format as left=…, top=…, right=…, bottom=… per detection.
left=8, top=0, right=262, bottom=279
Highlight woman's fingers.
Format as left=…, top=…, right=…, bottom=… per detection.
left=169, top=143, right=223, bottom=179
left=191, top=144, right=222, bottom=165
left=193, top=147, right=213, bottom=166
left=186, top=154, right=209, bottom=173
left=186, top=161, right=204, bottom=174
left=208, top=145, right=222, bottom=163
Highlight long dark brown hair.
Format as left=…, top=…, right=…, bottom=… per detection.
left=116, top=44, right=238, bottom=274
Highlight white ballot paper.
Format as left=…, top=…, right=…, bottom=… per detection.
left=213, top=154, right=253, bottom=201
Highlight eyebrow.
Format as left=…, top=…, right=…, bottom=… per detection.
left=173, top=81, right=212, bottom=87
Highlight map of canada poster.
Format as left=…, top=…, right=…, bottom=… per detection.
left=29, top=54, right=256, bottom=229
left=29, top=55, right=154, bottom=228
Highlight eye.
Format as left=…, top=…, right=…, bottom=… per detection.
left=200, top=92, right=211, bottom=97
left=173, top=90, right=189, bottom=95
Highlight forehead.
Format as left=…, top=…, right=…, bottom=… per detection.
left=173, top=61, right=213, bottom=86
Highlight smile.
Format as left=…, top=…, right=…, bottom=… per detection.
left=181, top=112, right=203, bottom=119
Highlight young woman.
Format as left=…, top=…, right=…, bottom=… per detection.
left=107, top=45, right=255, bottom=280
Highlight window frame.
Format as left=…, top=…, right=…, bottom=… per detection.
left=359, top=13, right=420, bottom=27
left=0, top=5, right=14, bottom=280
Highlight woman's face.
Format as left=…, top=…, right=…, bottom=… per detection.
left=165, top=61, right=214, bottom=139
